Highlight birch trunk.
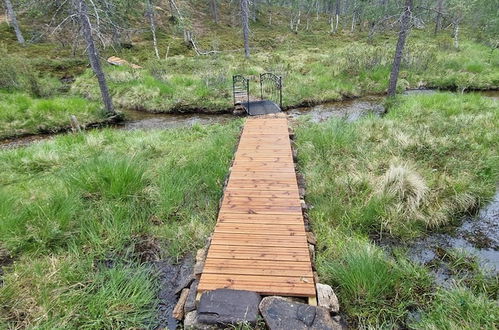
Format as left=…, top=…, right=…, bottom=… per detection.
left=147, top=0, right=160, bottom=59
left=210, top=0, right=219, bottom=24
left=78, top=0, right=115, bottom=116
left=453, top=21, right=459, bottom=49
left=434, top=0, right=444, bottom=35
left=4, top=0, right=25, bottom=45
left=388, top=0, right=413, bottom=97
left=240, top=0, right=250, bottom=58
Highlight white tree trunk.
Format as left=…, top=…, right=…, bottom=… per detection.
left=388, top=0, right=413, bottom=97
left=453, top=22, right=460, bottom=49
left=4, top=0, right=24, bottom=45
left=147, top=0, right=160, bottom=59
left=78, top=0, right=115, bottom=116
left=240, top=0, right=250, bottom=58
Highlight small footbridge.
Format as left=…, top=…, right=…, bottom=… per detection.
left=233, top=73, right=283, bottom=116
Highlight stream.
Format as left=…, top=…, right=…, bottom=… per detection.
left=2, top=90, right=498, bottom=150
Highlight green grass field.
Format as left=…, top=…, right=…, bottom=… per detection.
left=0, top=121, right=240, bottom=328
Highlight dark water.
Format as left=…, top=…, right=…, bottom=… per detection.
left=287, top=96, right=385, bottom=122
left=154, top=257, right=194, bottom=330
left=406, top=191, right=499, bottom=285
left=2, top=89, right=497, bottom=150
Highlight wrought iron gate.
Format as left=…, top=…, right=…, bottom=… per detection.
left=260, top=73, right=283, bottom=109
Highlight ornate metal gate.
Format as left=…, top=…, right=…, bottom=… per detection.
left=260, top=73, right=283, bottom=109
left=233, top=75, right=250, bottom=107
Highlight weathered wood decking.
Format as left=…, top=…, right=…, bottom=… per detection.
left=198, top=114, right=316, bottom=303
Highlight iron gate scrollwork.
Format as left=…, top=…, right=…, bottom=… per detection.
left=260, top=73, right=283, bottom=109
left=233, top=75, right=250, bottom=112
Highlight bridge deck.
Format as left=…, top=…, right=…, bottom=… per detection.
left=198, top=114, right=316, bottom=302
left=241, top=100, right=282, bottom=116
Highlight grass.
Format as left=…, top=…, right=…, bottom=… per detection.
left=412, top=287, right=499, bottom=329
left=0, top=120, right=241, bottom=328
left=70, top=34, right=499, bottom=114
left=295, top=92, right=499, bottom=327
left=0, top=91, right=107, bottom=139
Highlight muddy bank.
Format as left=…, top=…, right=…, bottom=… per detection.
left=0, top=116, right=123, bottom=149
left=154, top=256, right=194, bottom=330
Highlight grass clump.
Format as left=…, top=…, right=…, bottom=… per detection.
left=0, top=91, right=106, bottom=139
left=318, top=234, right=432, bottom=327
left=0, top=121, right=241, bottom=328
left=295, top=92, right=498, bottom=327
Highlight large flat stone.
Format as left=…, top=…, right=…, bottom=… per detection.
left=197, top=289, right=261, bottom=326
left=259, top=296, right=341, bottom=330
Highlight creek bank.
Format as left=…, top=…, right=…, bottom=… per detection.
left=2, top=88, right=497, bottom=150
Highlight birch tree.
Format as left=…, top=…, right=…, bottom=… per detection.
left=241, top=0, right=250, bottom=58
left=4, top=0, right=24, bottom=45
left=147, top=0, right=160, bottom=59
left=388, top=0, right=413, bottom=97
left=77, top=0, right=115, bottom=116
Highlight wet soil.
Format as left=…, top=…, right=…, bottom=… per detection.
left=381, top=191, right=499, bottom=287
left=154, top=256, right=194, bottom=330
left=0, top=250, right=14, bottom=286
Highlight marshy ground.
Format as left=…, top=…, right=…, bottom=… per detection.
left=0, top=4, right=498, bottom=328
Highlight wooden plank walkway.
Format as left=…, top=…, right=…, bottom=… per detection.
left=198, top=114, right=316, bottom=303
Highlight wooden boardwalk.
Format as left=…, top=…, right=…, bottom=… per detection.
left=198, top=115, right=316, bottom=303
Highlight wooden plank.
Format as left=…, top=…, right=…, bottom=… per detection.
left=218, top=214, right=304, bottom=225
left=219, top=205, right=303, bottom=214
left=198, top=274, right=316, bottom=297
left=222, top=196, right=301, bottom=206
left=215, top=223, right=305, bottom=232
left=223, top=190, right=300, bottom=199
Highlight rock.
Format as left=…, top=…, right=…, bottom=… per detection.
left=184, top=311, right=216, bottom=330
left=184, top=280, right=199, bottom=313
left=175, top=274, right=194, bottom=294
left=196, top=247, right=207, bottom=263
left=296, top=304, right=316, bottom=326
left=316, top=283, right=340, bottom=314
left=173, top=288, right=190, bottom=320
left=259, top=296, right=341, bottom=330
left=233, top=106, right=246, bottom=116
left=306, top=232, right=317, bottom=245
left=299, top=188, right=306, bottom=199
left=308, top=244, right=315, bottom=261
left=184, top=311, right=198, bottom=328
left=193, top=248, right=207, bottom=276
left=193, top=260, right=204, bottom=276
left=197, top=289, right=261, bottom=326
